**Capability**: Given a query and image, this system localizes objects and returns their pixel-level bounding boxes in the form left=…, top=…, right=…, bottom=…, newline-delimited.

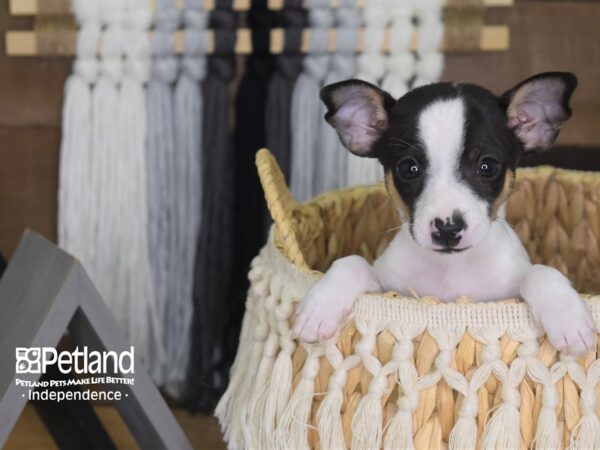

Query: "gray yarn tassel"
left=315, top=1, right=360, bottom=194
left=165, top=0, right=207, bottom=399
left=289, top=2, right=333, bottom=202
left=146, top=0, right=179, bottom=384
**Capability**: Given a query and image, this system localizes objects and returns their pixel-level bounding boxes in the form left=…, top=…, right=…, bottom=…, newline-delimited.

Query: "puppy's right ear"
left=320, top=80, right=394, bottom=157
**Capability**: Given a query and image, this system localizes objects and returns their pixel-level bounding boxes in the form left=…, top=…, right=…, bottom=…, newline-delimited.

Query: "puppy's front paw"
left=293, top=283, right=355, bottom=343
left=540, top=302, right=597, bottom=356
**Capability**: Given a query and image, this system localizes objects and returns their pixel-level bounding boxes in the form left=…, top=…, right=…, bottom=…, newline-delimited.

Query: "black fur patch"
left=375, top=83, right=522, bottom=219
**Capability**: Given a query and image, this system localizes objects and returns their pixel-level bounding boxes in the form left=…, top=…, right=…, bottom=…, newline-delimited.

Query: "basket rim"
left=265, top=229, right=600, bottom=330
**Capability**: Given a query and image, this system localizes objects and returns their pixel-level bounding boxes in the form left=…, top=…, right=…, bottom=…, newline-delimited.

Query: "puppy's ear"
left=320, top=80, right=394, bottom=157
left=500, top=72, right=577, bottom=152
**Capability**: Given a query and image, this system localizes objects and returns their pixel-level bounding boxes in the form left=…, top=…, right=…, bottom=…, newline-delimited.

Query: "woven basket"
left=216, top=149, right=600, bottom=450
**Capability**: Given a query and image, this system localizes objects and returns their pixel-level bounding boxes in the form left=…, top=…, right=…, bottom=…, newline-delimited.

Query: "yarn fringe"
left=316, top=389, right=346, bottom=450
left=214, top=305, right=255, bottom=448
left=449, top=415, right=478, bottom=450
left=261, top=347, right=293, bottom=447
left=383, top=409, right=415, bottom=450
left=275, top=352, right=320, bottom=450
left=569, top=415, right=600, bottom=449
left=351, top=392, right=384, bottom=450
left=480, top=403, right=521, bottom=450
left=245, top=332, right=279, bottom=447
left=532, top=407, right=561, bottom=450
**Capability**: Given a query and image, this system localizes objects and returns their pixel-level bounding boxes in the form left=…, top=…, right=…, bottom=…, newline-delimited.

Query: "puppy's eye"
left=396, top=158, right=420, bottom=181
left=477, top=157, right=501, bottom=178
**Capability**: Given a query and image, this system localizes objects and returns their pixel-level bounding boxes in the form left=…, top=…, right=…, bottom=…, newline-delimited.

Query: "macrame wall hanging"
left=36, top=0, right=509, bottom=415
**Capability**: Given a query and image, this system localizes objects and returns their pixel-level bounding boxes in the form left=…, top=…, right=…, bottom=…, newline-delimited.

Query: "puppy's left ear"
left=500, top=72, right=577, bottom=152
left=320, top=80, right=394, bottom=157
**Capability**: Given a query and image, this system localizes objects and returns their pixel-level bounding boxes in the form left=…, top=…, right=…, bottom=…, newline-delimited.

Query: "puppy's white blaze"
left=413, top=97, right=489, bottom=248
left=417, top=97, right=465, bottom=175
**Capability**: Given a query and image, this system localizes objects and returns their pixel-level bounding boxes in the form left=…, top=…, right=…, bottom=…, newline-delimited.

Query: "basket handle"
left=256, top=148, right=310, bottom=271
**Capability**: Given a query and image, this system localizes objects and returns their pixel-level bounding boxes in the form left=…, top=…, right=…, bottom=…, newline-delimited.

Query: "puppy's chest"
left=374, top=235, right=525, bottom=302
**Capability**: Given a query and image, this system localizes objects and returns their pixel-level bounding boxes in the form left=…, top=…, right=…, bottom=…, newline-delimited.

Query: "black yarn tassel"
left=265, top=0, right=307, bottom=181
left=187, top=1, right=237, bottom=413
left=228, top=0, right=277, bottom=381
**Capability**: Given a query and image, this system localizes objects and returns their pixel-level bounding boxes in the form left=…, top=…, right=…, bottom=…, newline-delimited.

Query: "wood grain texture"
left=443, top=2, right=600, bottom=146
left=4, top=405, right=227, bottom=450
left=0, top=127, right=58, bottom=257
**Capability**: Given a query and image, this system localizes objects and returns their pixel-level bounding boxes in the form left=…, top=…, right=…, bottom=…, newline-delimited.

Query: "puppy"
left=293, top=72, right=597, bottom=356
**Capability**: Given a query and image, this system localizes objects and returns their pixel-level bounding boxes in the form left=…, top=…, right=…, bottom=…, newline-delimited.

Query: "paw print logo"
left=15, top=348, right=41, bottom=374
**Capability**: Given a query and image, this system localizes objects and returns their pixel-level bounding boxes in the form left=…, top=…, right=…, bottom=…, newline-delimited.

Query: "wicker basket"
left=216, top=149, right=600, bottom=450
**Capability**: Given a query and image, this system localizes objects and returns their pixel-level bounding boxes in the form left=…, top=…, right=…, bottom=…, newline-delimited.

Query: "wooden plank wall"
left=0, top=1, right=599, bottom=257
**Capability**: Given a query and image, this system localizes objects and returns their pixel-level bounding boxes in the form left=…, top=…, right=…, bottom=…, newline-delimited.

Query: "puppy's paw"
left=293, top=283, right=355, bottom=343
left=540, top=302, right=597, bottom=356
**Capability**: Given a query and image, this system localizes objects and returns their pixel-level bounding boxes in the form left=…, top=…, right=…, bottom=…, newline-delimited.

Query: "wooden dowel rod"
left=10, top=0, right=513, bottom=15
left=5, top=26, right=509, bottom=57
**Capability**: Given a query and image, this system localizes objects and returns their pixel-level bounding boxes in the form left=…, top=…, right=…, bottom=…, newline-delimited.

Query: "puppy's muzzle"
left=431, top=212, right=466, bottom=249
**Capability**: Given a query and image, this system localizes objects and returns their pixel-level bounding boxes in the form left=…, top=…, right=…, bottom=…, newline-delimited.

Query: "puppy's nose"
left=431, top=213, right=466, bottom=248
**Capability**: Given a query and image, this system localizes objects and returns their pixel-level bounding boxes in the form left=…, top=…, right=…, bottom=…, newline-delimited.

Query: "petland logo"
left=16, top=346, right=135, bottom=375
left=15, top=347, right=135, bottom=402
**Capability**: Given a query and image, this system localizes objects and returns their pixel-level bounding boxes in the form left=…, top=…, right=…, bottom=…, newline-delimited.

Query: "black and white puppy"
left=293, top=72, right=597, bottom=356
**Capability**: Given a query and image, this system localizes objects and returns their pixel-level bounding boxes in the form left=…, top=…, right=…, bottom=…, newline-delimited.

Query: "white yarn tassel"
left=223, top=265, right=272, bottom=449
left=350, top=322, right=394, bottom=450
left=58, top=1, right=100, bottom=262
left=250, top=278, right=285, bottom=449
left=317, top=387, right=345, bottom=449
left=245, top=327, right=280, bottom=446
left=534, top=407, right=561, bottom=449
left=381, top=0, right=414, bottom=99
left=481, top=361, right=526, bottom=450
left=351, top=375, right=389, bottom=450
left=528, top=359, right=563, bottom=450
left=121, top=0, right=157, bottom=373
left=413, top=0, right=444, bottom=87
left=261, top=293, right=297, bottom=447
left=449, top=393, right=479, bottom=450
left=384, top=405, right=416, bottom=450
left=384, top=330, right=423, bottom=450
left=317, top=348, right=362, bottom=450
left=92, top=0, right=126, bottom=321
left=276, top=348, right=323, bottom=450
left=569, top=388, right=600, bottom=449
left=260, top=339, right=294, bottom=444
left=480, top=398, right=521, bottom=449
